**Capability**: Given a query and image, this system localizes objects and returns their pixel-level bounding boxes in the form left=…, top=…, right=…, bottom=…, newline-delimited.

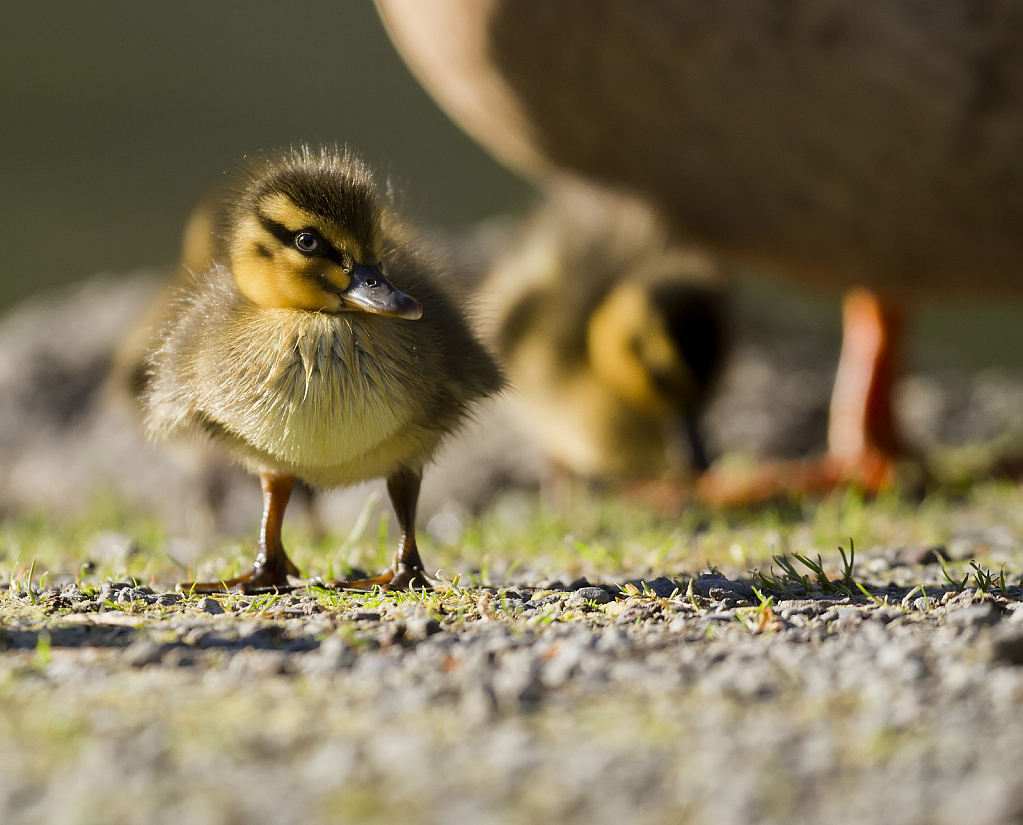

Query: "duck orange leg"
left=181, top=472, right=301, bottom=593
left=698, top=288, right=908, bottom=506
left=328, top=467, right=431, bottom=591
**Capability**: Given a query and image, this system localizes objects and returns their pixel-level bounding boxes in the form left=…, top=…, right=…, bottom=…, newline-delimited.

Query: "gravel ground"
left=3, top=275, right=1023, bottom=824
left=2, top=565, right=1023, bottom=825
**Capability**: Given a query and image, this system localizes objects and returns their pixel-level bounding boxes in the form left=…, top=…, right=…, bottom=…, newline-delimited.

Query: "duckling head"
left=586, top=253, right=727, bottom=417
left=226, top=147, right=423, bottom=320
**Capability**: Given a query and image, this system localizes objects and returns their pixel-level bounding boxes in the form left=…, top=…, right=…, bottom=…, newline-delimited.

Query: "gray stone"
left=117, top=588, right=154, bottom=605
left=637, top=577, right=679, bottom=598
left=197, top=597, right=225, bottom=615
left=244, top=650, right=289, bottom=677
left=571, top=587, right=612, bottom=605
left=778, top=599, right=839, bottom=619
left=59, top=584, right=89, bottom=603
left=407, top=616, right=443, bottom=639
left=595, top=627, right=629, bottom=653
left=947, top=603, right=1001, bottom=627
left=989, top=630, right=1023, bottom=666
left=124, top=640, right=166, bottom=667
left=160, top=647, right=195, bottom=668
left=493, top=650, right=544, bottom=706
left=318, top=637, right=357, bottom=670
left=692, top=574, right=756, bottom=600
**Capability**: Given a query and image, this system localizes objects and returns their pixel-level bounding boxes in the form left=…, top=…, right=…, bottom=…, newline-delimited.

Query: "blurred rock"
left=198, top=597, right=225, bottom=615
left=693, top=573, right=756, bottom=601
left=124, top=639, right=167, bottom=668
left=894, top=546, right=950, bottom=567
left=988, top=629, right=1023, bottom=666
left=947, top=602, right=1002, bottom=627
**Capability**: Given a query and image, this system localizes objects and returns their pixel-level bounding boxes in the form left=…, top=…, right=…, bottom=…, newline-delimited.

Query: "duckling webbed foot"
left=179, top=472, right=301, bottom=594
left=327, top=468, right=432, bottom=592
left=328, top=562, right=431, bottom=592
left=182, top=554, right=301, bottom=594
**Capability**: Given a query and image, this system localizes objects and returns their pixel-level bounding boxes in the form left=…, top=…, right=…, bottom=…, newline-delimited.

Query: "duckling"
left=480, top=188, right=728, bottom=479
left=110, top=192, right=226, bottom=405
left=144, top=146, right=504, bottom=592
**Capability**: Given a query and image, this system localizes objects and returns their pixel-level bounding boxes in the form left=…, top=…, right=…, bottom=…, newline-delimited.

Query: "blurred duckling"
left=110, top=190, right=226, bottom=404
left=479, top=188, right=728, bottom=480
left=144, top=146, right=504, bottom=592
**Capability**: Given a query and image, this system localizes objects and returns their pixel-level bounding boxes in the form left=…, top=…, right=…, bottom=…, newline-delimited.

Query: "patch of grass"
left=737, top=587, right=776, bottom=633
left=941, top=561, right=969, bottom=593
left=755, top=538, right=880, bottom=601
left=1, top=479, right=1021, bottom=608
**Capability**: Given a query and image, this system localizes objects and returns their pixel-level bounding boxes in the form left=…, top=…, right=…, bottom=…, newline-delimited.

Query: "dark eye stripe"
left=256, top=212, right=296, bottom=247
left=255, top=212, right=345, bottom=265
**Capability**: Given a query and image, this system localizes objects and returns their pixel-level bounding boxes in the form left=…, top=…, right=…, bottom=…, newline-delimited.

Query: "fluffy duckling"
left=111, top=193, right=225, bottom=404
left=144, top=146, right=504, bottom=592
left=480, top=189, right=728, bottom=479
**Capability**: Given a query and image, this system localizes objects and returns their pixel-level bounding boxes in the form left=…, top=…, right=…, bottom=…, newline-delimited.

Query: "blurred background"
left=0, top=1, right=531, bottom=306
left=2, top=0, right=1022, bottom=370
left=2, top=0, right=1023, bottom=545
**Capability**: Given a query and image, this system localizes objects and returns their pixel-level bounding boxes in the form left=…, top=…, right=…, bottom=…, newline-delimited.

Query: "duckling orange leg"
left=182, top=472, right=301, bottom=593
left=698, top=288, right=909, bottom=506
left=328, top=468, right=431, bottom=591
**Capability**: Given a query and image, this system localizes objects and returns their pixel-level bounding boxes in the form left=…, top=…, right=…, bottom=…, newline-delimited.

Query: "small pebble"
left=315, top=637, right=357, bottom=670
left=947, top=603, right=1000, bottom=627
left=989, top=630, right=1023, bottom=666
left=124, top=640, right=165, bottom=668
left=692, top=574, right=755, bottom=600
left=407, top=616, right=442, bottom=638
left=571, top=587, right=612, bottom=605
left=198, top=597, right=225, bottom=615
left=638, top=577, right=678, bottom=598
left=895, top=546, right=949, bottom=566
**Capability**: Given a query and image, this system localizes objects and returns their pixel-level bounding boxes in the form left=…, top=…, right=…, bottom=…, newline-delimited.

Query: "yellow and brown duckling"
left=144, top=146, right=504, bottom=592
left=479, top=188, right=728, bottom=480
left=111, top=191, right=226, bottom=405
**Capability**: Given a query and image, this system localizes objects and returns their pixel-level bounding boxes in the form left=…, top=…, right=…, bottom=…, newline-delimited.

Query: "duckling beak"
left=340, top=264, right=423, bottom=320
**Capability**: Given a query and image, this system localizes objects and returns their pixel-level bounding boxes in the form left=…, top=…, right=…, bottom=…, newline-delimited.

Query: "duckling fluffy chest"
left=194, top=308, right=428, bottom=472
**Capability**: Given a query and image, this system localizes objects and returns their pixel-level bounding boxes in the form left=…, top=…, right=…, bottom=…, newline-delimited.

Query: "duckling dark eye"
left=294, top=231, right=322, bottom=254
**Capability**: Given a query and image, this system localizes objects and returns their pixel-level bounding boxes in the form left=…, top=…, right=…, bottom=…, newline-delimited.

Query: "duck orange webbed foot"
left=697, top=288, right=923, bottom=507
left=696, top=450, right=913, bottom=508
left=621, top=476, right=696, bottom=515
